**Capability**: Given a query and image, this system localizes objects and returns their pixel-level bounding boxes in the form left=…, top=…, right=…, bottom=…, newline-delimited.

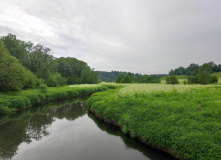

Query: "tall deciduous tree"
left=1, top=34, right=28, bottom=66
left=198, top=63, right=212, bottom=84
left=121, top=73, right=133, bottom=83
left=115, top=74, right=124, bottom=83
left=0, top=41, right=28, bottom=91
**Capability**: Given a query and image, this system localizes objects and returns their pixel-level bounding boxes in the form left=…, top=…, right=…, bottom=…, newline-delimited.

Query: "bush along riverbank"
left=87, top=84, right=221, bottom=160
left=0, top=84, right=118, bottom=114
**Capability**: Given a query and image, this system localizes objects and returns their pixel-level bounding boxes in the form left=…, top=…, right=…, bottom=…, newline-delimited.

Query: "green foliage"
left=1, top=34, right=29, bottom=66
left=0, top=85, right=115, bottom=114
left=169, top=66, right=186, bottom=75
left=81, top=66, right=98, bottom=84
left=169, top=61, right=221, bottom=77
left=53, top=57, right=98, bottom=84
left=23, top=70, right=40, bottom=89
left=115, top=74, right=124, bottom=83
left=166, top=76, right=179, bottom=84
left=183, top=80, right=187, bottom=85
left=211, top=76, right=218, bottom=83
left=99, top=71, right=164, bottom=83
left=1, top=34, right=99, bottom=86
left=88, top=85, right=221, bottom=160
left=0, top=41, right=29, bottom=91
left=138, top=75, right=161, bottom=83
left=198, top=63, right=212, bottom=84
left=187, top=76, right=198, bottom=84
left=39, top=84, right=48, bottom=93
left=45, top=73, right=67, bottom=87
left=121, top=74, right=133, bottom=83
left=115, top=72, right=135, bottom=84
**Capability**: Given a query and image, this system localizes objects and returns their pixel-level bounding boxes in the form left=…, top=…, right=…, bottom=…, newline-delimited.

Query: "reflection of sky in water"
left=0, top=99, right=177, bottom=160
left=12, top=115, right=148, bottom=160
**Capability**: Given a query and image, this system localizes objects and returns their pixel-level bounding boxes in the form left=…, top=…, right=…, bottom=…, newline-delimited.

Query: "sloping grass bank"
left=0, top=84, right=117, bottom=114
left=88, top=84, right=221, bottom=160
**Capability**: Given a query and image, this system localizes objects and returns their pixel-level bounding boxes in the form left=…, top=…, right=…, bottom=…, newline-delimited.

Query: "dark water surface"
left=0, top=98, right=177, bottom=160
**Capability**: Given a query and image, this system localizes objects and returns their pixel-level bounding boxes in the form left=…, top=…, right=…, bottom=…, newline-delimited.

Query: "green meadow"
left=88, top=83, right=221, bottom=160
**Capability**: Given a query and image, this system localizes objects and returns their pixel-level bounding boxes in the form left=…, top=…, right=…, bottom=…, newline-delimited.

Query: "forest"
left=169, top=62, right=221, bottom=76
left=0, top=34, right=98, bottom=91
left=168, top=63, right=220, bottom=84
left=98, top=71, right=167, bottom=83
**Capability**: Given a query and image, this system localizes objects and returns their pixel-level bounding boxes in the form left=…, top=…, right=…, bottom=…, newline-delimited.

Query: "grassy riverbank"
left=0, top=84, right=116, bottom=114
left=88, top=84, right=221, bottom=160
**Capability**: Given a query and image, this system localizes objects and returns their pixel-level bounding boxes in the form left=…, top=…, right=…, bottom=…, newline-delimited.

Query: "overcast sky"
left=1, top=0, right=221, bottom=74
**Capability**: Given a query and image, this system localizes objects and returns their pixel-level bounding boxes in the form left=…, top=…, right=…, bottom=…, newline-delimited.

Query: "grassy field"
left=88, top=83, right=221, bottom=160
left=0, top=84, right=115, bottom=114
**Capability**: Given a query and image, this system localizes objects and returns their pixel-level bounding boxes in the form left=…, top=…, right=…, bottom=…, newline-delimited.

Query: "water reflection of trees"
left=0, top=100, right=87, bottom=160
left=88, top=112, right=178, bottom=160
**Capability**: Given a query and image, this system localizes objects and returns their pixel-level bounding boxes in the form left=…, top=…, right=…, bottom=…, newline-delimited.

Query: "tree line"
left=169, top=61, right=221, bottom=76
left=167, top=63, right=219, bottom=85
left=0, top=33, right=98, bottom=91
left=98, top=71, right=167, bottom=83
left=115, top=72, right=163, bottom=83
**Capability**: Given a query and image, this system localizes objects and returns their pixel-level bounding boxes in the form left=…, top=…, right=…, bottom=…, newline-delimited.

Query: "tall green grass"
left=88, top=85, right=221, bottom=160
left=0, top=85, right=117, bottom=114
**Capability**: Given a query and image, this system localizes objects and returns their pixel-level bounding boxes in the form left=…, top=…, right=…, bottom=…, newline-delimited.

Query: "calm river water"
left=0, top=98, right=177, bottom=160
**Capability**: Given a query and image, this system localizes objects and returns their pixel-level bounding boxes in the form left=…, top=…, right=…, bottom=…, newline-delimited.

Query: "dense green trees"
left=53, top=57, right=98, bottom=84
left=0, top=33, right=98, bottom=91
left=81, top=66, right=98, bottom=84
left=166, top=76, right=179, bottom=84
left=115, top=73, right=133, bottom=83
left=98, top=71, right=128, bottom=82
left=137, top=75, right=161, bottom=83
left=100, top=71, right=165, bottom=83
left=115, top=72, right=162, bottom=84
left=1, top=34, right=29, bottom=67
left=121, top=73, right=133, bottom=83
left=0, top=41, right=38, bottom=91
left=187, top=76, right=198, bottom=84
left=198, top=63, right=212, bottom=84
left=115, top=74, right=125, bottom=83
left=45, top=73, right=67, bottom=87
left=187, top=63, right=218, bottom=85
left=169, top=62, right=221, bottom=76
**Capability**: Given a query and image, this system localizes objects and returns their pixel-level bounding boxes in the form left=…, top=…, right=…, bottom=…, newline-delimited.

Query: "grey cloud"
left=0, top=0, right=221, bottom=74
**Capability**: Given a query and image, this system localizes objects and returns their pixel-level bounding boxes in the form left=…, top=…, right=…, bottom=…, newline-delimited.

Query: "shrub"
left=166, top=76, right=179, bottom=84
left=187, top=76, right=198, bottom=84
left=39, top=84, right=48, bottom=93
left=45, top=73, right=67, bottom=87
left=211, top=76, right=218, bottom=83
left=23, top=70, right=40, bottom=89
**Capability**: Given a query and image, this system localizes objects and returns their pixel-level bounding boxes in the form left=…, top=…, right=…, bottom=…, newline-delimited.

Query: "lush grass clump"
left=88, top=84, right=221, bottom=160
left=212, top=72, right=221, bottom=84
left=0, top=84, right=117, bottom=114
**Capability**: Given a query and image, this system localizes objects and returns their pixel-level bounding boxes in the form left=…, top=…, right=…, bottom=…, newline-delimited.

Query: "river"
left=0, top=98, right=177, bottom=160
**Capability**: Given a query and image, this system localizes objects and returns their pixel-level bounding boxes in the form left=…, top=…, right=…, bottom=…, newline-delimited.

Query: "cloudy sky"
left=1, top=0, right=221, bottom=74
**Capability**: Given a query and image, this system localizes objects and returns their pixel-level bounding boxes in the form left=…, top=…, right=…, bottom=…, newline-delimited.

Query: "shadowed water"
left=0, top=98, right=177, bottom=160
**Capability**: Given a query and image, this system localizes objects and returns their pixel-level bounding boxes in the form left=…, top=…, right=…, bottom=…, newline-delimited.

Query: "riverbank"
left=88, top=84, right=221, bottom=160
left=0, top=84, right=117, bottom=114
